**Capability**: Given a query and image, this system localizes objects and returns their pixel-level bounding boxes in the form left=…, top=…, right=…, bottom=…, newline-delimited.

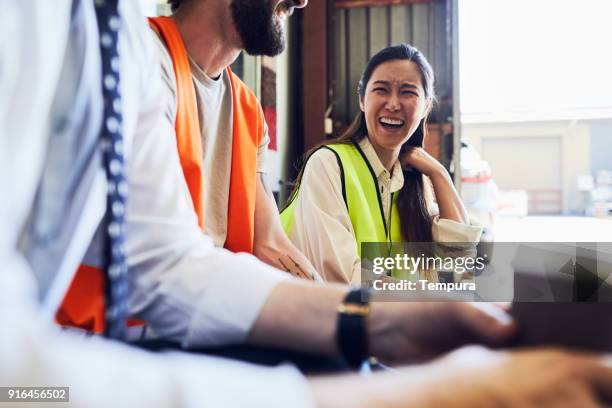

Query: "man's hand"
left=250, top=282, right=515, bottom=362
left=310, top=347, right=612, bottom=408
left=368, top=302, right=516, bottom=364
left=418, top=347, right=612, bottom=407
left=253, top=175, right=319, bottom=280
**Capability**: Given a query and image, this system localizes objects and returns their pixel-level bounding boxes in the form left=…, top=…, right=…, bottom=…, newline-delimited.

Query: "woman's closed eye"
left=400, top=85, right=420, bottom=96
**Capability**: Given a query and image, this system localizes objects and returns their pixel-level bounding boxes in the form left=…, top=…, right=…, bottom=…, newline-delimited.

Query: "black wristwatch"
left=336, top=288, right=371, bottom=369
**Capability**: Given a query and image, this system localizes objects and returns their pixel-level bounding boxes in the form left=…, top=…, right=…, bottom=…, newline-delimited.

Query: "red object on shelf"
left=263, top=106, right=277, bottom=151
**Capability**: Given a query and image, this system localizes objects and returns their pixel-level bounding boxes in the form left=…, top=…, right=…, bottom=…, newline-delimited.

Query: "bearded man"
left=56, top=0, right=321, bottom=332
left=153, top=0, right=319, bottom=279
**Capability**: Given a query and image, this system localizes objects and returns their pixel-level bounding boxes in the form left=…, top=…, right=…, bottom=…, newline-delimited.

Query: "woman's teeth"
left=379, top=117, right=404, bottom=127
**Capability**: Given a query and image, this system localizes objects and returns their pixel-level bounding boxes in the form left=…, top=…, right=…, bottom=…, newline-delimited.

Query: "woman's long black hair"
left=285, top=44, right=436, bottom=242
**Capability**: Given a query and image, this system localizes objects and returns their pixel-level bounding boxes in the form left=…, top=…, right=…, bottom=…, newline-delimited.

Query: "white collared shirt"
left=0, top=1, right=313, bottom=406
left=288, top=137, right=482, bottom=284
left=357, top=136, right=406, bottom=225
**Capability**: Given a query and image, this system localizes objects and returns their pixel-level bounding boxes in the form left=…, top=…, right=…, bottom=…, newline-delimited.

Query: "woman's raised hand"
left=400, top=147, right=445, bottom=177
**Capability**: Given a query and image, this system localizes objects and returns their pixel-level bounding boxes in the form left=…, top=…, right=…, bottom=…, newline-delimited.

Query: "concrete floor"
left=495, top=215, right=612, bottom=242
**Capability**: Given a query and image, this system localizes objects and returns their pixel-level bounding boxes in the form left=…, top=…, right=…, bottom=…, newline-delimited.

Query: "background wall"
left=591, top=120, right=612, bottom=175
left=463, top=120, right=594, bottom=214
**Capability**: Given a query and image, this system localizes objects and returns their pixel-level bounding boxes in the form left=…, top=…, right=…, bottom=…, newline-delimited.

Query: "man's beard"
left=230, top=0, right=294, bottom=57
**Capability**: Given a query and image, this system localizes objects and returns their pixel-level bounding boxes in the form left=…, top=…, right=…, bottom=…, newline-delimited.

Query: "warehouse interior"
left=4, top=1, right=612, bottom=405
left=152, top=0, right=612, bottom=237
left=156, top=0, right=612, bottom=241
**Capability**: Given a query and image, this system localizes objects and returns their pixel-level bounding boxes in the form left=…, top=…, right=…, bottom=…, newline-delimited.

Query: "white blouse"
left=287, top=137, right=483, bottom=284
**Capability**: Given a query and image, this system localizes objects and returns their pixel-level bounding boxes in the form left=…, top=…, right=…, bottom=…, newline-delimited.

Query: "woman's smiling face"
left=360, top=59, right=431, bottom=156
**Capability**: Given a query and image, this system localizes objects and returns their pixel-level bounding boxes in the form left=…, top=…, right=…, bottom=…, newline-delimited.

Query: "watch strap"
left=336, top=288, right=370, bottom=368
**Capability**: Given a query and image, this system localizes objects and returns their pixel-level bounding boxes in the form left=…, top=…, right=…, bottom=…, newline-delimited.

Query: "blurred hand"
left=311, top=347, right=612, bottom=408
left=400, top=146, right=445, bottom=177
left=421, top=347, right=612, bottom=407
left=368, top=302, right=516, bottom=364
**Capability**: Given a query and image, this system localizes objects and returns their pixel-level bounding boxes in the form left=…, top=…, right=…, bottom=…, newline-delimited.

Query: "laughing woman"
left=280, top=44, right=482, bottom=284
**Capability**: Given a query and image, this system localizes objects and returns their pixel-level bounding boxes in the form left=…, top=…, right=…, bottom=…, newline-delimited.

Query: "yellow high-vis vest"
left=281, top=141, right=403, bottom=256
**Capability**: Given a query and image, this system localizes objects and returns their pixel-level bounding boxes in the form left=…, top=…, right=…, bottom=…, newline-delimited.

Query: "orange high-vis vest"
left=149, top=15, right=263, bottom=253
left=56, top=16, right=263, bottom=333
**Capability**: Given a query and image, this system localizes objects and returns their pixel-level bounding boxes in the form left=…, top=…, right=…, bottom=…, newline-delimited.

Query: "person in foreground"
left=2, top=1, right=612, bottom=407
left=281, top=44, right=480, bottom=284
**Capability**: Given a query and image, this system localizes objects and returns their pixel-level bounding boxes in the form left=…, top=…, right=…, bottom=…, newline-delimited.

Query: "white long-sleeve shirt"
left=0, top=1, right=313, bottom=406
left=16, top=0, right=289, bottom=348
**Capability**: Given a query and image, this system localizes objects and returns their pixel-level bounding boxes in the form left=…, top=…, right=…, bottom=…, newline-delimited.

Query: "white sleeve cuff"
left=184, top=251, right=290, bottom=348
left=432, top=216, right=483, bottom=243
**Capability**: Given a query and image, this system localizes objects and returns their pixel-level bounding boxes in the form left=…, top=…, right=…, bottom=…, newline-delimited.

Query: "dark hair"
left=168, top=0, right=183, bottom=12
left=286, top=44, right=436, bottom=242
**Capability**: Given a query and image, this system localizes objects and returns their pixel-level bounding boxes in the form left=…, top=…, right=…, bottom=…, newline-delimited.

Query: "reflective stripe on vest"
left=56, top=16, right=262, bottom=333
left=281, top=141, right=403, bottom=257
